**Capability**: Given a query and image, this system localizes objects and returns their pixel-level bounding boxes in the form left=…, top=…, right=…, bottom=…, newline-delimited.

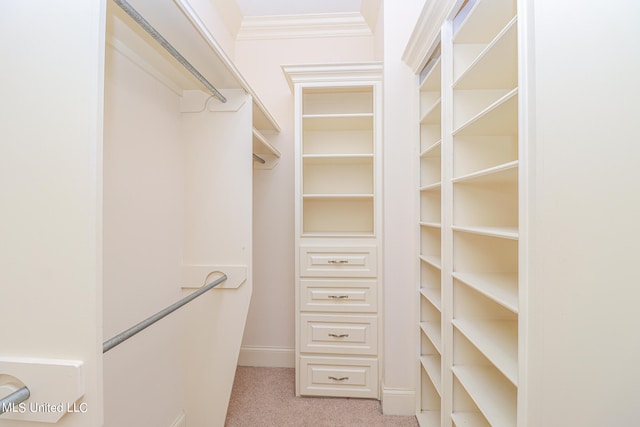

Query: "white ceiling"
left=234, top=0, right=363, bottom=17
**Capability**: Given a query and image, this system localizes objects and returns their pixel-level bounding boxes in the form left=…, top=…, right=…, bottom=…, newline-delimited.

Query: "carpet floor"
left=225, top=366, right=419, bottom=427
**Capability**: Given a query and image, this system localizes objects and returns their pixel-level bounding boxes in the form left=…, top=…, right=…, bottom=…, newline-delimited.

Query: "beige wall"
left=102, top=44, right=186, bottom=427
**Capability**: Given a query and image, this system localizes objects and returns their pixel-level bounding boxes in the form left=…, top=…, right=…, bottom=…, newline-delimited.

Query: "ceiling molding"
left=282, top=62, right=383, bottom=92
left=237, top=12, right=372, bottom=40
left=402, top=0, right=459, bottom=73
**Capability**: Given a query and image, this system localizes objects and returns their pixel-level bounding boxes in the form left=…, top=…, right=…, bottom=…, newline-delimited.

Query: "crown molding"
left=402, top=0, right=459, bottom=73
left=237, top=12, right=372, bottom=40
left=282, top=62, right=383, bottom=92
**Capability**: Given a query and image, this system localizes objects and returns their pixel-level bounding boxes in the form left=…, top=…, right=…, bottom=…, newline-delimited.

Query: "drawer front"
left=300, top=314, right=377, bottom=355
left=300, top=279, right=377, bottom=313
left=300, top=246, right=377, bottom=277
left=299, top=356, right=378, bottom=398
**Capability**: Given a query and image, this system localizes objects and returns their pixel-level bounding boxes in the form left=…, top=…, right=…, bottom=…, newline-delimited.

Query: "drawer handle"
left=328, top=295, right=349, bottom=299
left=328, top=333, right=349, bottom=338
left=328, top=376, right=349, bottom=381
left=328, top=260, right=349, bottom=264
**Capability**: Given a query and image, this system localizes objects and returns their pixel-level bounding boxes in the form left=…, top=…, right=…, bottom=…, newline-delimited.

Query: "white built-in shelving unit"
left=412, top=0, right=520, bottom=425
left=284, top=63, right=383, bottom=399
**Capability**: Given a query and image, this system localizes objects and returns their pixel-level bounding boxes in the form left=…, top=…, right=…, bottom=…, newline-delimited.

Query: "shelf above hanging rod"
left=112, top=0, right=227, bottom=103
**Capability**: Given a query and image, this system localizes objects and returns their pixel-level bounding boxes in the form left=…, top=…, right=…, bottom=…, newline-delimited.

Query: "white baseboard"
left=237, top=345, right=295, bottom=368
left=382, top=387, right=416, bottom=416
left=170, top=411, right=186, bottom=427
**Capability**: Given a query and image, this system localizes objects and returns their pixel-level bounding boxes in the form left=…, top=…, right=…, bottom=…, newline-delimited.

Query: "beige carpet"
left=225, top=366, right=419, bottom=427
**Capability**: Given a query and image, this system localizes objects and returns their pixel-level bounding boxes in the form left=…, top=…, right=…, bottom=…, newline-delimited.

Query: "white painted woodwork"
left=407, top=0, right=640, bottom=425
left=286, top=63, right=383, bottom=399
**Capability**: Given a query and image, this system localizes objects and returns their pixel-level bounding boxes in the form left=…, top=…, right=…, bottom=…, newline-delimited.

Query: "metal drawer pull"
left=328, top=376, right=349, bottom=381
left=328, top=260, right=349, bottom=264
left=328, top=295, right=349, bottom=299
left=328, top=333, right=349, bottom=338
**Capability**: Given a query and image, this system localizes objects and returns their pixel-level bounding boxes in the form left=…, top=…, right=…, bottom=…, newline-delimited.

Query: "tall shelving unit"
left=284, top=63, right=383, bottom=400
left=413, top=0, right=519, bottom=425
left=417, top=48, right=444, bottom=426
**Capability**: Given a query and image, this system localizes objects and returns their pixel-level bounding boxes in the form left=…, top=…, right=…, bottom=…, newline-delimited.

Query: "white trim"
left=282, top=62, right=383, bottom=92
left=169, top=411, right=186, bottom=427
left=402, top=0, right=459, bottom=73
left=382, top=387, right=416, bottom=416
left=238, top=346, right=295, bottom=368
left=237, top=13, right=372, bottom=40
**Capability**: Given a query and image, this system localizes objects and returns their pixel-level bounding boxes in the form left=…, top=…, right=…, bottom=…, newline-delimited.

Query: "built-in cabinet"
left=412, top=0, right=520, bottom=425
left=284, top=63, right=383, bottom=399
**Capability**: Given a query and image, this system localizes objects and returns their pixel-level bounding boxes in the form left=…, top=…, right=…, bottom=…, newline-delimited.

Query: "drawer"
left=299, top=356, right=378, bottom=398
left=299, top=246, right=377, bottom=277
left=300, top=279, right=377, bottom=313
left=300, top=314, right=377, bottom=355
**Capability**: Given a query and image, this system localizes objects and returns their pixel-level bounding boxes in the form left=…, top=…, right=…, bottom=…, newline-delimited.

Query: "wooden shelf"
left=417, top=410, right=441, bottom=427
left=420, top=255, right=442, bottom=270
left=453, top=272, right=518, bottom=313
left=420, top=140, right=442, bottom=158
left=302, top=154, right=373, bottom=164
left=420, top=221, right=442, bottom=229
left=421, top=287, right=442, bottom=311
left=303, top=194, right=374, bottom=199
left=454, top=17, right=518, bottom=90
left=453, top=88, right=518, bottom=136
left=452, top=225, right=518, bottom=240
left=419, top=57, right=442, bottom=92
left=303, top=113, right=373, bottom=130
left=452, top=365, right=517, bottom=427
left=454, top=0, right=516, bottom=44
left=420, top=182, right=442, bottom=192
left=421, top=99, right=442, bottom=124
left=420, top=355, right=442, bottom=396
left=452, top=411, right=490, bottom=427
left=453, top=319, right=518, bottom=385
left=453, top=160, right=518, bottom=184
left=420, top=321, right=442, bottom=354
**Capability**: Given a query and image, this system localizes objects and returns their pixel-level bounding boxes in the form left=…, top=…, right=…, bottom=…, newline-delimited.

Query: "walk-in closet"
left=2, top=0, right=639, bottom=426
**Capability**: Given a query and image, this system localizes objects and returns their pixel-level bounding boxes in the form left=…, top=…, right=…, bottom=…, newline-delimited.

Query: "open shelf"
left=303, top=129, right=373, bottom=155
left=452, top=272, right=518, bottom=313
left=420, top=321, right=442, bottom=354
left=453, top=365, right=516, bottom=427
left=420, top=255, right=442, bottom=270
left=453, top=320, right=517, bottom=385
left=453, top=88, right=518, bottom=136
left=452, top=412, right=491, bottom=427
left=417, top=410, right=441, bottom=427
left=421, top=260, right=442, bottom=296
left=303, top=87, right=373, bottom=115
left=421, top=354, right=442, bottom=396
left=421, top=99, right=442, bottom=124
left=302, top=197, right=373, bottom=235
left=303, top=113, right=373, bottom=131
left=420, top=56, right=442, bottom=92
left=453, top=135, right=517, bottom=178
left=421, top=125, right=442, bottom=151
left=421, top=287, right=442, bottom=312
left=420, top=190, right=442, bottom=224
left=454, top=17, right=517, bottom=89
left=454, top=0, right=517, bottom=44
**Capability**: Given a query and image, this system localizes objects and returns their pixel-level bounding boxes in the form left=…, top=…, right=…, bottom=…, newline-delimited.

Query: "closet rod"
left=0, top=386, right=30, bottom=415
left=112, top=0, right=227, bottom=103
left=102, top=273, right=227, bottom=353
left=253, top=153, right=266, bottom=164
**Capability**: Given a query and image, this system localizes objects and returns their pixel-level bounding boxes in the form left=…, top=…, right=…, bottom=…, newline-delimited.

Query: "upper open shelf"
left=107, top=0, right=281, bottom=136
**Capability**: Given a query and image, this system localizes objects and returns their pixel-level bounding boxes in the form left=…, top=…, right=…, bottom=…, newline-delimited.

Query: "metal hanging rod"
left=252, top=153, right=266, bottom=164
left=0, top=386, right=30, bottom=415
left=103, top=273, right=227, bottom=353
left=112, top=0, right=227, bottom=103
